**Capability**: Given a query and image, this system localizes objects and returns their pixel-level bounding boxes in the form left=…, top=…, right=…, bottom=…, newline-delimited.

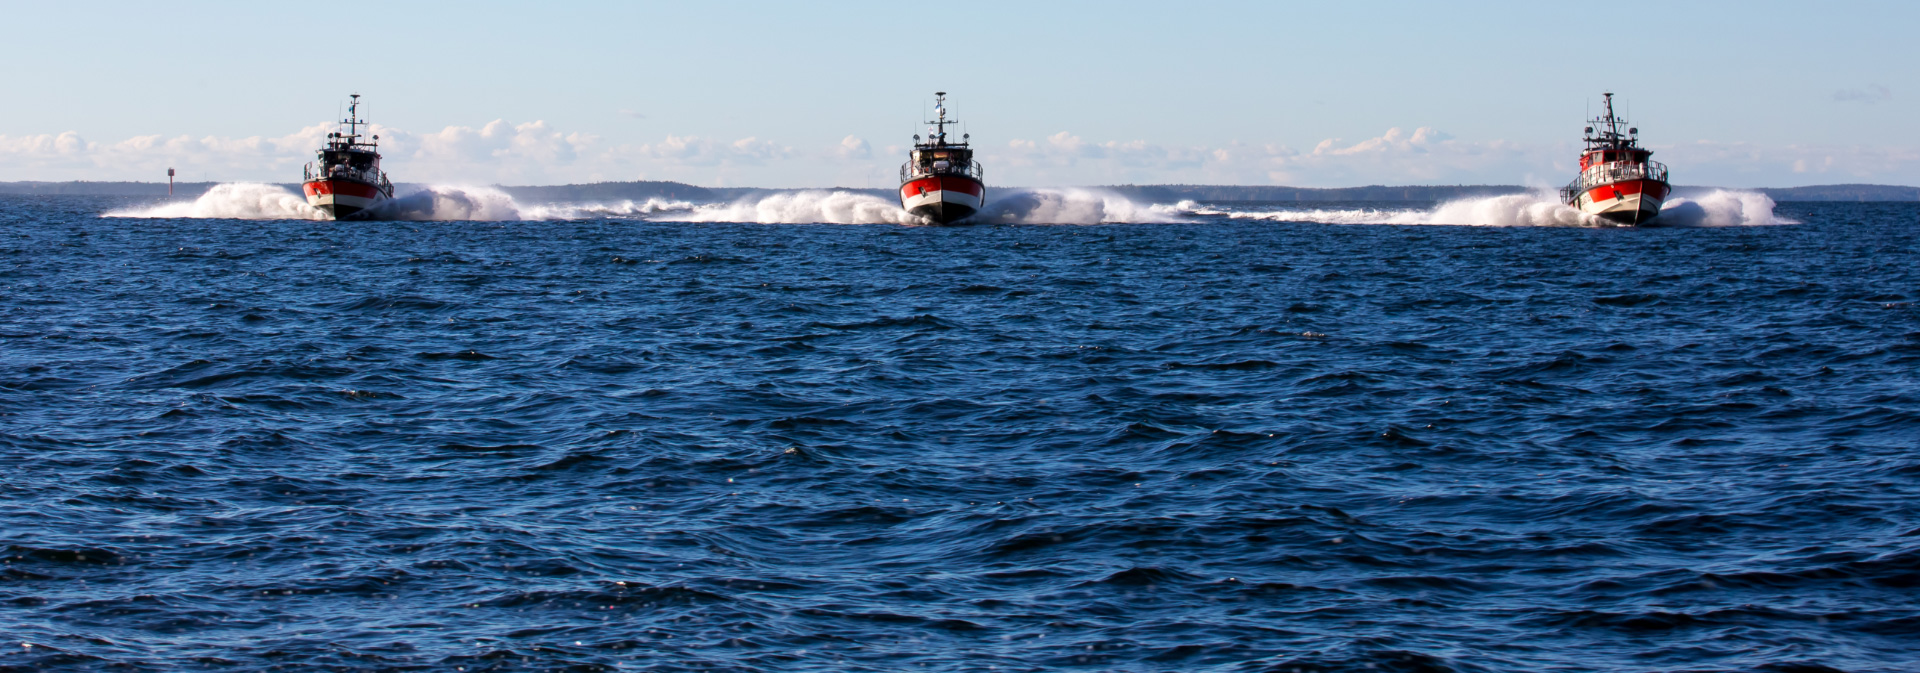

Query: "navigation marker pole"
left=167, top=168, right=175, bottom=196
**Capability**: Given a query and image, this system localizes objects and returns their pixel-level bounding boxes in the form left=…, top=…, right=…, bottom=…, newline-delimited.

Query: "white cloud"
left=4, top=121, right=1919, bottom=188
left=0, top=121, right=803, bottom=184
left=0, top=125, right=323, bottom=181
left=996, top=127, right=1550, bottom=186
left=1833, top=85, right=1892, bottom=104
left=388, top=120, right=595, bottom=181
left=1657, top=140, right=1920, bottom=184
left=618, top=134, right=793, bottom=168
left=837, top=135, right=871, bottom=160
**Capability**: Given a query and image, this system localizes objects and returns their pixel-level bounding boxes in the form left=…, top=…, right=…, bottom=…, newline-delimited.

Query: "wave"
left=103, top=182, right=1784, bottom=228
left=100, top=183, right=689, bottom=222
left=365, top=186, right=523, bottom=221
left=377, top=188, right=702, bottom=221
left=641, top=188, right=1182, bottom=225
left=105, top=183, right=328, bottom=220
left=520, top=198, right=696, bottom=220
left=1197, top=189, right=1791, bottom=227
left=978, top=188, right=1184, bottom=225
left=659, top=190, right=922, bottom=225
left=1659, top=190, right=1795, bottom=226
left=103, top=183, right=529, bottom=221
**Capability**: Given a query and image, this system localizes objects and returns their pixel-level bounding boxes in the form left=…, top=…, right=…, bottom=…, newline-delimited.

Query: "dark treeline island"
left=5, top=180, right=1918, bottom=202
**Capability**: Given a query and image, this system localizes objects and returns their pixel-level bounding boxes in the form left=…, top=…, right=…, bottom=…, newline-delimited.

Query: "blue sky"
left=3, top=0, right=1914, bottom=187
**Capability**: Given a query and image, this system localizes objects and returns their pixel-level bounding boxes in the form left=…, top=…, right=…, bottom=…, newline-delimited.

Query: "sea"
left=2, top=187, right=1916, bottom=672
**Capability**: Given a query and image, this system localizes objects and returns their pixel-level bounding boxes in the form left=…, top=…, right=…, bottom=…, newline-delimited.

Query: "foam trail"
left=978, top=188, right=1185, bottom=224
left=105, top=183, right=327, bottom=220
left=375, top=189, right=700, bottom=221
left=641, top=188, right=1186, bottom=225
left=1208, top=189, right=1791, bottom=227
left=520, top=198, right=696, bottom=220
left=103, top=183, right=1188, bottom=225
left=1659, top=190, right=1794, bottom=226
left=366, top=186, right=524, bottom=221
left=661, top=191, right=925, bottom=225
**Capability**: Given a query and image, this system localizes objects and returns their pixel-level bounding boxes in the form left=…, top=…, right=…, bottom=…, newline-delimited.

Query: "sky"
left=2, top=0, right=1915, bottom=188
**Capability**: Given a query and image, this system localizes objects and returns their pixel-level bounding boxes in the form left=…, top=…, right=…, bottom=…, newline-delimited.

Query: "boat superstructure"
left=303, top=94, right=395, bottom=220
left=899, top=92, right=985, bottom=224
left=1561, top=92, right=1670, bottom=225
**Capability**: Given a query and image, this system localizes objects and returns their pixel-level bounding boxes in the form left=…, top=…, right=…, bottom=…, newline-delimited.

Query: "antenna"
left=924, top=91, right=957, bottom=146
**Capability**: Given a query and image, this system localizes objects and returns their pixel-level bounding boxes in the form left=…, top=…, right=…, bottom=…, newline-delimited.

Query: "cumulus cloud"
left=399, top=120, right=593, bottom=169
left=0, top=125, right=324, bottom=180
left=1312, top=126, right=1449, bottom=156
left=837, top=135, right=871, bottom=159
left=0, top=120, right=806, bottom=184
left=998, top=126, right=1548, bottom=186
left=5, top=120, right=1920, bottom=187
left=1833, top=85, right=1892, bottom=104
left=1275, top=127, right=1542, bottom=184
left=990, top=127, right=1920, bottom=187
left=1657, top=139, right=1920, bottom=183
left=620, top=134, right=793, bottom=167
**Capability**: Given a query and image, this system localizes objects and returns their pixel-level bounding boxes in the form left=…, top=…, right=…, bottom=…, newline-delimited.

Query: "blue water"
left=3, top=195, right=1918, bottom=671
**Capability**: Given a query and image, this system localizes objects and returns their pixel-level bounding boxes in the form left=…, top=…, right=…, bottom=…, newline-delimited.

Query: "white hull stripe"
left=308, top=193, right=383, bottom=210
left=1577, top=192, right=1661, bottom=216
left=902, top=189, right=983, bottom=211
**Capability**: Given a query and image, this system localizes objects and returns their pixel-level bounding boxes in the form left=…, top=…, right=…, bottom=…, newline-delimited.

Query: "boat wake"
left=659, top=191, right=922, bottom=225
left=978, top=188, right=1184, bottom=224
left=1658, top=190, right=1795, bottom=226
left=105, top=183, right=329, bottom=220
left=104, top=184, right=524, bottom=221
left=362, top=186, right=522, bottom=221
left=1192, top=189, right=1791, bottom=227
left=521, top=198, right=696, bottom=220
left=103, top=184, right=668, bottom=222
left=102, top=183, right=1791, bottom=228
left=634, top=188, right=1181, bottom=225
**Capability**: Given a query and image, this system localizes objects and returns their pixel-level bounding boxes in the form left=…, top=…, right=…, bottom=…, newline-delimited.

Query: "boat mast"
left=1584, top=92, right=1639, bottom=152
left=926, top=92, right=956, bottom=147
left=346, top=94, right=362, bottom=145
left=1601, top=92, right=1618, bottom=144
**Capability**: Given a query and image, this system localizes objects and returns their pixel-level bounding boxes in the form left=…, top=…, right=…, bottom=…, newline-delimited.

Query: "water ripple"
left=1, top=197, right=1917, bottom=670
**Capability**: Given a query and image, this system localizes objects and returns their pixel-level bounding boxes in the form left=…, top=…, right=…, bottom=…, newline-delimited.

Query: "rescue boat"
left=899, top=92, right=985, bottom=224
left=1561, top=92, right=1670, bottom=225
left=303, top=94, right=395, bottom=220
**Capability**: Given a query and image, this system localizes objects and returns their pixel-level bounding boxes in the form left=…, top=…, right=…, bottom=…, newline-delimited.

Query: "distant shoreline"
left=3, top=180, right=1916, bottom=202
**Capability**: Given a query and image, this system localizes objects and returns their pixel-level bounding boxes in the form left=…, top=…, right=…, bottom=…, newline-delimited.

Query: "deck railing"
left=901, top=160, right=985, bottom=184
left=1561, top=160, right=1668, bottom=202
left=304, top=163, right=394, bottom=195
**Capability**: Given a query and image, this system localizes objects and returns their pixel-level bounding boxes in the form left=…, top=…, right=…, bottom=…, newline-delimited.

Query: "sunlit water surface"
left=3, top=196, right=1917, bottom=671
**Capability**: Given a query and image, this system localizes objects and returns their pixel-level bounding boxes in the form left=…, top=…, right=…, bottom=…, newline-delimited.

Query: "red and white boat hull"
left=1573, top=178, right=1669, bottom=225
left=303, top=178, right=390, bottom=220
left=900, top=175, right=986, bottom=224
